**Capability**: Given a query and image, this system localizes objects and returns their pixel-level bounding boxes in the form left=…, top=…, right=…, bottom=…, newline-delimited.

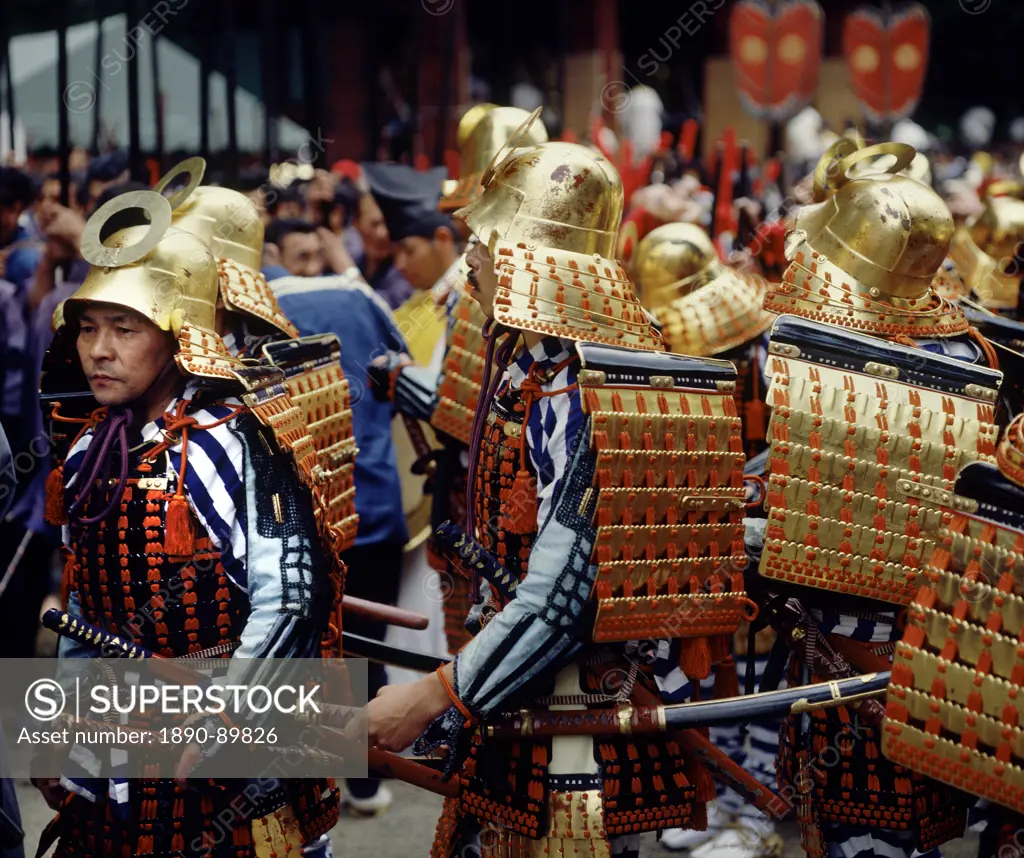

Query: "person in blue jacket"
left=269, top=268, right=408, bottom=815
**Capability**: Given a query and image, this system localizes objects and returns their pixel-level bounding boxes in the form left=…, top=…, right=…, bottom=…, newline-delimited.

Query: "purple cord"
left=67, top=407, right=134, bottom=527
left=464, top=322, right=520, bottom=604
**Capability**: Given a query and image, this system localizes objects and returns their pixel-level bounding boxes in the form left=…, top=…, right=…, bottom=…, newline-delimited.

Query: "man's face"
left=394, top=235, right=448, bottom=291
left=280, top=231, right=325, bottom=277
left=355, top=196, right=390, bottom=260
left=465, top=238, right=498, bottom=319
left=77, top=304, right=177, bottom=406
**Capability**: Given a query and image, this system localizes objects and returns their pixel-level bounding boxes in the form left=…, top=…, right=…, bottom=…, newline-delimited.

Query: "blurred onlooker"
left=233, top=167, right=271, bottom=224
left=265, top=218, right=325, bottom=278
left=269, top=269, right=407, bottom=814
left=264, top=217, right=358, bottom=280
left=361, top=163, right=456, bottom=293
left=346, top=186, right=413, bottom=309
left=267, top=183, right=305, bottom=220
left=26, top=194, right=87, bottom=314
left=0, top=167, right=42, bottom=297
left=305, top=168, right=338, bottom=224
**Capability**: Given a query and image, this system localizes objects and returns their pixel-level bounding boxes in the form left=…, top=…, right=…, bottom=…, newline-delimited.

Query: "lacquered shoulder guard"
left=886, top=418, right=1024, bottom=813
left=259, top=334, right=359, bottom=554
left=431, top=292, right=491, bottom=445
left=761, top=314, right=1003, bottom=607
left=575, top=342, right=754, bottom=655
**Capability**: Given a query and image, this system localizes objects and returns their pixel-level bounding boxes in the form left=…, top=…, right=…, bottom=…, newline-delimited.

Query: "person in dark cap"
left=362, top=163, right=461, bottom=293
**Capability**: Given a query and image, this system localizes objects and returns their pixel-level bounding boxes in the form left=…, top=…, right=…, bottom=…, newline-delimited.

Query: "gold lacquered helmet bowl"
left=154, top=157, right=298, bottom=338
left=454, top=112, right=661, bottom=351
left=948, top=184, right=1024, bottom=313
left=769, top=142, right=968, bottom=338
left=635, top=222, right=774, bottom=357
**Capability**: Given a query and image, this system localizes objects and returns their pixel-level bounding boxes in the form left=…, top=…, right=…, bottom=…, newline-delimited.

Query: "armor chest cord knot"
left=142, top=398, right=245, bottom=558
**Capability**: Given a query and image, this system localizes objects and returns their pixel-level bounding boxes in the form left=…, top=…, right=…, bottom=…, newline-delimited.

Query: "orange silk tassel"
left=713, top=655, right=740, bottom=700
left=680, top=637, right=712, bottom=681
left=501, top=467, right=538, bottom=535
left=45, top=466, right=67, bottom=525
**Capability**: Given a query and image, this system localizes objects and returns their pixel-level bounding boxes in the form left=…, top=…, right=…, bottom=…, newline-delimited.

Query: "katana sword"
left=433, top=521, right=517, bottom=600
left=484, top=672, right=889, bottom=739
left=41, top=609, right=439, bottom=787
left=42, top=608, right=448, bottom=674
left=340, top=631, right=451, bottom=673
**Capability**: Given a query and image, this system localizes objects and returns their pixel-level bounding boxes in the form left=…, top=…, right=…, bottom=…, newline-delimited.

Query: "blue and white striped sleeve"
left=453, top=385, right=596, bottom=716
left=176, top=407, right=248, bottom=592
left=529, top=362, right=584, bottom=529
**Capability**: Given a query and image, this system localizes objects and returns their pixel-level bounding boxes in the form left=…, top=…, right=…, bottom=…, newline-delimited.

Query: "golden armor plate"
left=576, top=347, right=748, bottom=644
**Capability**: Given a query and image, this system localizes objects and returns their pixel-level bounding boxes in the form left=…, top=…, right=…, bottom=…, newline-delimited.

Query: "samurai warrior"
left=362, top=113, right=762, bottom=857
left=369, top=104, right=549, bottom=654
left=757, top=140, right=1005, bottom=858
left=34, top=189, right=341, bottom=857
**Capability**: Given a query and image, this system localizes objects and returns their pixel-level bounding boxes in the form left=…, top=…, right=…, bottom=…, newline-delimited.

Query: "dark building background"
left=1, top=0, right=1021, bottom=184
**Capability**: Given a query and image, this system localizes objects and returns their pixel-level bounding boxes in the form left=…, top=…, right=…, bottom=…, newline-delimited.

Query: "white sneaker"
left=342, top=784, right=393, bottom=816
left=690, top=824, right=782, bottom=858
left=660, top=827, right=720, bottom=852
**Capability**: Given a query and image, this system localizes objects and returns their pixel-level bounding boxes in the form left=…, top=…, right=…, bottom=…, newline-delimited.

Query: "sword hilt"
left=42, top=609, right=151, bottom=659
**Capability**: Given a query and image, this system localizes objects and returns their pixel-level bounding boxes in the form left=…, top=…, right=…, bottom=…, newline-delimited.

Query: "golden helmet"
left=155, top=157, right=298, bottom=340
left=635, top=223, right=774, bottom=357
left=57, top=189, right=243, bottom=381
left=441, top=105, right=549, bottom=212
left=948, top=184, right=1024, bottom=313
left=770, top=142, right=967, bottom=338
left=456, top=102, right=498, bottom=147
left=635, top=222, right=719, bottom=306
left=455, top=111, right=661, bottom=351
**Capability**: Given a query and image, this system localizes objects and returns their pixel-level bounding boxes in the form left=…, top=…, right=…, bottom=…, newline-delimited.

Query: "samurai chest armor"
left=59, top=427, right=342, bottom=857
left=886, top=439, right=1024, bottom=817
left=760, top=315, right=1002, bottom=606
left=67, top=444, right=247, bottom=657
